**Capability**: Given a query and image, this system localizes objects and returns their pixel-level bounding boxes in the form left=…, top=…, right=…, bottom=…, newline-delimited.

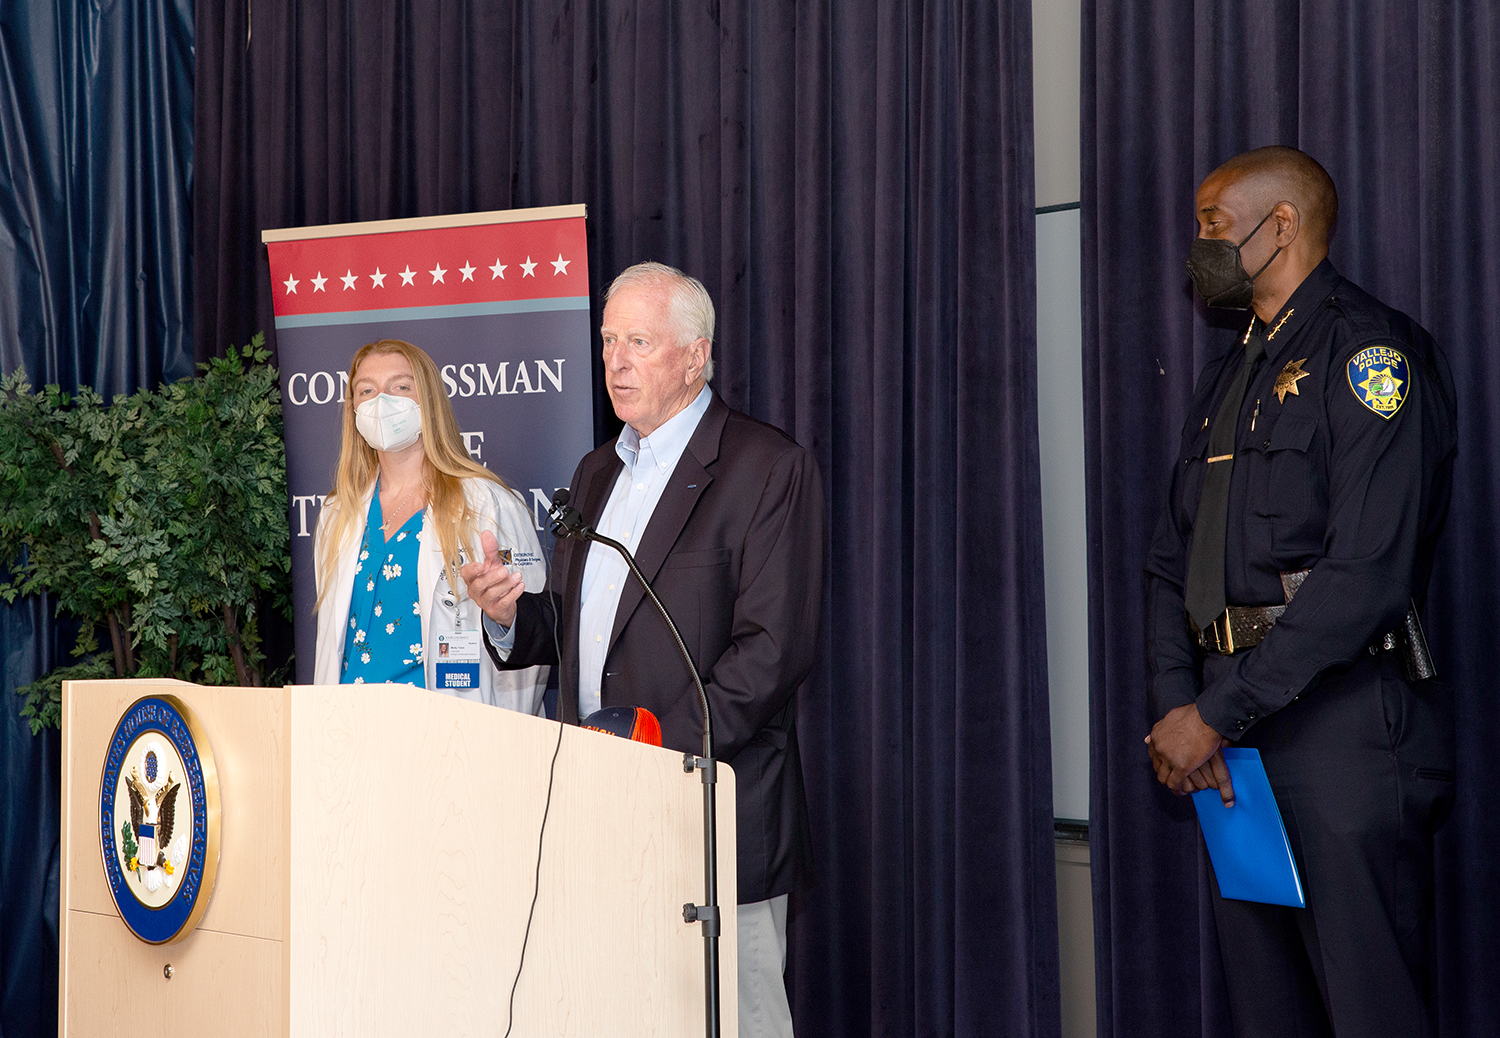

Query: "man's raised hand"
left=460, top=529, right=526, bottom=628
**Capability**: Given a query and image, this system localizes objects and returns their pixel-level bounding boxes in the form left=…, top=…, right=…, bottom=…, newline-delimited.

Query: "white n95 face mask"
left=354, top=393, right=423, bottom=452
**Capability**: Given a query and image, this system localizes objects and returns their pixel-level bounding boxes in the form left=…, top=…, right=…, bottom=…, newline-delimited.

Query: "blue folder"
left=1191, top=747, right=1304, bottom=908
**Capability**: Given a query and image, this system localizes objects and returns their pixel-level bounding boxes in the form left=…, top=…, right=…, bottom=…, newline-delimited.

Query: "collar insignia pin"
left=1268, top=308, right=1295, bottom=340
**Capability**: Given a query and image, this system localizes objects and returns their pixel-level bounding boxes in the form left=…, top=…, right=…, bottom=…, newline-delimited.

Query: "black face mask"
left=1185, top=209, right=1281, bottom=310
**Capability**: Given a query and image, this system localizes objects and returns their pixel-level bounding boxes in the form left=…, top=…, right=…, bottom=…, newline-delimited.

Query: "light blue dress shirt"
left=484, top=385, right=711, bottom=718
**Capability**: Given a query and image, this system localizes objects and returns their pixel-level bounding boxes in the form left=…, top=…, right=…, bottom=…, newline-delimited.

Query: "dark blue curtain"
left=196, top=1, right=1060, bottom=1035
left=1082, top=3, right=1500, bottom=1037
left=0, top=599, right=61, bottom=1038
left=0, top=3, right=194, bottom=1035
left=0, top=0, right=195, bottom=391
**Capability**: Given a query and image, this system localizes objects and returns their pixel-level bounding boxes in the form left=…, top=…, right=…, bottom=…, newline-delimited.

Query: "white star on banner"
left=460, top=262, right=476, bottom=282
left=283, top=274, right=299, bottom=294
left=551, top=254, right=570, bottom=275
left=400, top=266, right=416, bottom=286
left=430, top=263, right=447, bottom=284
left=490, top=259, right=506, bottom=279
left=311, top=272, right=328, bottom=292
left=370, top=268, right=387, bottom=288
left=341, top=270, right=358, bottom=290
left=520, top=256, right=537, bottom=277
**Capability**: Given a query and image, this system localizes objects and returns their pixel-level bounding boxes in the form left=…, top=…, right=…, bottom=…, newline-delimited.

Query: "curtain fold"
left=195, top=1, right=1059, bottom=1034
left=0, top=4, right=193, bottom=1034
left=0, top=597, right=62, bottom=1038
left=1083, top=3, right=1500, bottom=1036
left=0, top=0, right=194, bottom=392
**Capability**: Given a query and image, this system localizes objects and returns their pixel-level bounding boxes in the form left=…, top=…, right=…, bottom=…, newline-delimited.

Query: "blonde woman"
left=312, top=339, right=547, bottom=713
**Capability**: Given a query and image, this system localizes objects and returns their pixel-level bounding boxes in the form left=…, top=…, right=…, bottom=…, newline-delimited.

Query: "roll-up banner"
left=263, top=206, right=594, bottom=683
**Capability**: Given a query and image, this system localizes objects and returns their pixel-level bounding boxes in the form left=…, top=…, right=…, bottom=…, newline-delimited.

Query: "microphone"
left=547, top=488, right=591, bottom=539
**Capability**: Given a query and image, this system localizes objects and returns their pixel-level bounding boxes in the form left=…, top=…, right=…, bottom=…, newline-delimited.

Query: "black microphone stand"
left=548, top=493, right=722, bottom=1038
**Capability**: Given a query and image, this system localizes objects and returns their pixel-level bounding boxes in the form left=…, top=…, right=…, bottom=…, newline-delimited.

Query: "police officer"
left=1143, top=146, right=1457, bottom=1037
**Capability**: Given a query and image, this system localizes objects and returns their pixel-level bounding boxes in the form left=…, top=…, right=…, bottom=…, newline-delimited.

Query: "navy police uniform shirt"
left=1145, top=259, right=1458, bottom=739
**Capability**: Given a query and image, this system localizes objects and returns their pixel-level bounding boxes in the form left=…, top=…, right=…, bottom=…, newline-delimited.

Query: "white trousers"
left=737, top=894, right=793, bottom=1038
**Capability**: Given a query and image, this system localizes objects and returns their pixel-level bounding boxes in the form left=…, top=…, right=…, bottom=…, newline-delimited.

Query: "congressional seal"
left=99, top=694, right=221, bottom=944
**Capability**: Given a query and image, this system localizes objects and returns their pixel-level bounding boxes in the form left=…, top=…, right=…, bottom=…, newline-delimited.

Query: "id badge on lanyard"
left=435, top=630, right=482, bottom=690
left=435, top=542, right=482, bottom=690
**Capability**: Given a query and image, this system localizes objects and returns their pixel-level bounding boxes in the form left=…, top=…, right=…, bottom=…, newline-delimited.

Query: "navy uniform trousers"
left=1203, top=651, right=1453, bottom=1038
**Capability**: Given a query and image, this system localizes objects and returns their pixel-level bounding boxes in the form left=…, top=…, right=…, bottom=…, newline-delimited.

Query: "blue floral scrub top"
left=341, top=486, right=425, bottom=686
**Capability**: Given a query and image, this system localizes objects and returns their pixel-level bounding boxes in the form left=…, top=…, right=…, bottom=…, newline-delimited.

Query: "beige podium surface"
left=60, top=679, right=736, bottom=1037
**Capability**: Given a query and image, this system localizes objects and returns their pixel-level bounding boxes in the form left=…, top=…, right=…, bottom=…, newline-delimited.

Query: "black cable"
left=500, top=708, right=563, bottom=1038
left=499, top=507, right=570, bottom=1038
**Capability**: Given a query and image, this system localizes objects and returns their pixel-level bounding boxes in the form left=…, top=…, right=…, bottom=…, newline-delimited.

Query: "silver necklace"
left=380, top=479, right=426, bottom=534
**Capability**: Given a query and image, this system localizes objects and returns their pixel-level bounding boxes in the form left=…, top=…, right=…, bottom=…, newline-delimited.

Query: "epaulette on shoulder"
left=1324, top=284, right=1427, bottom=359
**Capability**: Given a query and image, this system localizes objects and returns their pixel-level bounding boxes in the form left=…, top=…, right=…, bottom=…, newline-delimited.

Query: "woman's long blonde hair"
left=314, top=339, right=509, bottom=612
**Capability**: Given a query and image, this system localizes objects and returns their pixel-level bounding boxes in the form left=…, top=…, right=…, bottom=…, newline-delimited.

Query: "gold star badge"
left=1274, top=358, right=1311, bottom=404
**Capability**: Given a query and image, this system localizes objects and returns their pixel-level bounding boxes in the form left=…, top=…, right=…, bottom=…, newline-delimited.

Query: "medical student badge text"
left=99, top=695, right=222, bottom=944
left=436, top=630, right=482, bottom=689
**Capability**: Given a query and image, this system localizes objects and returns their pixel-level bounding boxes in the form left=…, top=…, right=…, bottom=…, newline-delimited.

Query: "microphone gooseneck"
left=545, top=484, right=723, bottom=1038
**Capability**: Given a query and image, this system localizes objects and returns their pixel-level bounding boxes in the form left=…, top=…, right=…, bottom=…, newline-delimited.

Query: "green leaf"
left=3, top=333, right=292, bottom=727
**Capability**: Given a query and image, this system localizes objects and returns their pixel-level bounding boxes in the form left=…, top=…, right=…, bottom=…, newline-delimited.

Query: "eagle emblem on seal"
left=119, top=745, right=188, bottom=894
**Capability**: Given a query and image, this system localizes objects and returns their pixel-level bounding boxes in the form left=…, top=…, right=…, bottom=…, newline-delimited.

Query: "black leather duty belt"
left=1189, top=604, right=1284, bottom=655
left=1186, top=568, right=1437, bottom=682
left=1189, top=569, right=1308, bottom=656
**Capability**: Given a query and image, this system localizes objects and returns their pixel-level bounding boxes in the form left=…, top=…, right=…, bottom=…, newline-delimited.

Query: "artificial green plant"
left=0, top=336, right=292, bottom=732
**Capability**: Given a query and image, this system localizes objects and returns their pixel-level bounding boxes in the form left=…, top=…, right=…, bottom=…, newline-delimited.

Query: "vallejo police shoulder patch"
left=1346, top=345, right=1409, bottom=419
left=99, top=695, right=221, bottom=944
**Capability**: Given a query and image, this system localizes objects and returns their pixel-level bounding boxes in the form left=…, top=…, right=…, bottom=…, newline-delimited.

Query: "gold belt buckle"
left=1209, top=613, right=1235, bottom=654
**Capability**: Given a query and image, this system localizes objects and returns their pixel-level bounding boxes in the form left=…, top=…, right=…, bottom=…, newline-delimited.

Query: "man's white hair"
left=604, top=261, right=716, bottom=382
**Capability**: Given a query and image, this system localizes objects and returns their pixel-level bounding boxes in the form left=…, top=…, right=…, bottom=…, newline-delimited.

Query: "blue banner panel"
left=264, top=208, right=595, bottom=683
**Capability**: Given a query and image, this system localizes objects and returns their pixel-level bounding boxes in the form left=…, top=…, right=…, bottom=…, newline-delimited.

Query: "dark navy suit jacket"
left=491, top=391, right=824, bottom=903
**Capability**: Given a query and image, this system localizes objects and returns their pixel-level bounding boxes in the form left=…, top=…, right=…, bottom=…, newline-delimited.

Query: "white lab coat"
left=313, top=477, right=549, bottom=713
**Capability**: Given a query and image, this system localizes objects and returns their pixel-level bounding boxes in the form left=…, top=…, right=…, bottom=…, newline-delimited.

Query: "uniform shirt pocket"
left=1244, top=415, right=1316, bottom=525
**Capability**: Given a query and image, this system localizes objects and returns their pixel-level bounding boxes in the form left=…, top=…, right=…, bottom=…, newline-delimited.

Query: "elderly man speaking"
left=463, top=261, right=823, bottom=1038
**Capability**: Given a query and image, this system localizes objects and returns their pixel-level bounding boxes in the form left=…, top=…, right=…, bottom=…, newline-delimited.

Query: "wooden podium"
left=59, top=679, right=737, bottom=1037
